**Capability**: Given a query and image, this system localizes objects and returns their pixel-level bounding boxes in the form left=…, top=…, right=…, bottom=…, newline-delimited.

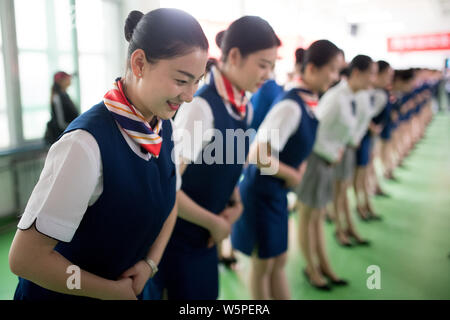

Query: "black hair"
left=340, top=67, right=350, bottom=78
left=124, top=8, right=208, bottom=65
left=393, top=70, right=402, bottom=81
left=301, top=39, right=340, bottom=73
left=206, top=57, right=218, bottom=73
left=215, top=31, right=225, bottom=48
left=348, top=54, right=373, bottom=75
left=394, top=69, right=414, bottom=82
left=216, top=16, right=281, bottom=62
left=295, top=48, right=305, bottom=66
left=377, top=60, right=390, bottom=74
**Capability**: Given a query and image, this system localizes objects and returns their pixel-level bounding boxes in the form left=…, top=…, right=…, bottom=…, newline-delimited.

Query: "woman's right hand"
left=207, top=215, right=231, bottom=248
left=285, top=163, right=306, bottom=189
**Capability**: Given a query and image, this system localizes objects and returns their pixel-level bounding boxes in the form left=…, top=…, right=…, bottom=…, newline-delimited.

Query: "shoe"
left=387, top=174, right=399, bottom=182
left=375, top=188, right=390, bottom=197
left=355, top=239, right=371, bottom=246
left=303, top=269, right=332, bottom=291
left=356, top=206, right=370, bottom=222
left=325, top=214, right=334, bottom=224
left=329, top=278, right=349, bottom=286
left=219, top=256, right=237, bottom=269
left=366, top=207, right=381, bottom=221
left=335, top=232, right=353, bottom=247
left=319, top=266, right=349, bottom=287
left=346, top=230, right=371, bottom=246
left=369, top=214, right=383, bottom=221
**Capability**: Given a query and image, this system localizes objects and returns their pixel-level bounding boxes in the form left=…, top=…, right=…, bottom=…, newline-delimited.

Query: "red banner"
left=387, top=32, right=450, bottom=52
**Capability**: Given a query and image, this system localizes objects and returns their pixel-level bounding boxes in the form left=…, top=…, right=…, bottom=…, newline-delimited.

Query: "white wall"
left=117, top=0, right=450, bottom=76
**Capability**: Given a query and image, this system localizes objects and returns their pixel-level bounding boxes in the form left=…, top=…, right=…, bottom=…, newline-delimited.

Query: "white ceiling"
left=126, top=0, right=450, bottom=69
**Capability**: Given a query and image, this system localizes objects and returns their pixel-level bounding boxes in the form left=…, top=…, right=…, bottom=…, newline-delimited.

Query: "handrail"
left=0, top=141, right=48, bottom=158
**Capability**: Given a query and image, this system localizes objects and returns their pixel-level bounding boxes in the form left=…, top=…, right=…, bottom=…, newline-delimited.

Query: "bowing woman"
left=152, top=16, right=280, bottom=300
left=232, top=40, right=342, bottom=299
left=9, top=8, right=208, bottom=300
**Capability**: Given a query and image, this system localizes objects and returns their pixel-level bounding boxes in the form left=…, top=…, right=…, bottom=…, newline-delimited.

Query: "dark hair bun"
left=295, top=48, right=305, bottom=65
left=124, top=10, right=144, bottom=42
left=215, top=30, right=225, bottom=48
left=206, top=57, right=218, bottom=72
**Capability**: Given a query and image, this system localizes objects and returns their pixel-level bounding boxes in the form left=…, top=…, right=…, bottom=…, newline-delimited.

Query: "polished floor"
left=0, top=113, right=449, bottom=300
left=219, top=113, right=450, bottom=300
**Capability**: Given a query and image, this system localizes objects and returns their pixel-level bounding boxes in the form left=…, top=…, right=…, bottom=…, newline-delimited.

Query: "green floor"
left=218, top=112, right=450, bottom=300
left=0, top=114, right=449, bottom=300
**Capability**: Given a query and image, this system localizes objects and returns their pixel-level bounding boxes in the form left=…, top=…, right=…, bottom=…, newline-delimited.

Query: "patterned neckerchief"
left=103, top=78, right=163, bottom=157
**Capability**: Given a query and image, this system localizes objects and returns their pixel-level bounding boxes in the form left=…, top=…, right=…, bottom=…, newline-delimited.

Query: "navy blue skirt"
left=356, top=133, right=373, bottom=166
left=148, top=238, right=219, bottom=300
left=231, top=166, right=288, bottom=259
left=380, top=122, right=392, bottom=140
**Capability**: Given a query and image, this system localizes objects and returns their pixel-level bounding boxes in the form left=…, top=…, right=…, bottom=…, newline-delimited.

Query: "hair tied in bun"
left=124, top=10, right=144, bottom=42
left=215, top=30, right=225, bottom=48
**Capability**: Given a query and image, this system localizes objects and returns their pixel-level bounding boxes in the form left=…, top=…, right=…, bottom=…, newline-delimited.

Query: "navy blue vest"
left=250, top=79, right=284, bottom=130
left=14, top=102, right=176, bottom=300
left=278, top=88, right=319, bottom=167
left=243, top=88, right=319, bottom=193
left=169, top=79, right=250, bottom=249
left=372, top=90, right=390, bottom=125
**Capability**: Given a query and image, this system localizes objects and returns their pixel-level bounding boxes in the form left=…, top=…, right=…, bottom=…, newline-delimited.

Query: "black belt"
left=315, top=153, right=334, bottom=167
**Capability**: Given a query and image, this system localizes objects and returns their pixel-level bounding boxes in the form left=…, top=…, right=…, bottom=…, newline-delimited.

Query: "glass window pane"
left=18, top=53, right=50, bottom=140
left=54, top=0, right=74, bottom=52
left=76, top=0, right=122, bottom=112
left=0, top=115, right=9, bottom=149
left=14, top=0, right=78, bottom=142
left=58, top=54, right=77, bottom=101
left=0, top=49, right=6, bottom=111
left=79, top=54, right=106, bottom=111
left=22, top=109, right=50, bottom=141
left=15, top=0, right=47, bottom=50
left=57, top=54, right=75, bottom=74
left=0, top=25, right=9, bottom=148
left=76, top=0, right=103, bottom=53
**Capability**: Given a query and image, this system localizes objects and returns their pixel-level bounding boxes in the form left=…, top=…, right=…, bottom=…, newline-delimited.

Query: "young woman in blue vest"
left=231, top=40, right=342, bottom=298
left=250, top=47, right=306, bottom=132
left=388, top=69, right=415, bottom=179
left=354, top=60, right=393, bottom=220
left=365, top=61, right=394, bottom=196
left=151, top=16, right=280, bottom=300
left=379, top=85, right=401, bottom=181
left=8, top=8, right=208, bottom=300
left=366, top=61, right=394, bottom=198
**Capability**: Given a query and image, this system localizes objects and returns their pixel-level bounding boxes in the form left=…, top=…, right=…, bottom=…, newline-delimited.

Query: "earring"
left=138, top=73, right=142, bottom=77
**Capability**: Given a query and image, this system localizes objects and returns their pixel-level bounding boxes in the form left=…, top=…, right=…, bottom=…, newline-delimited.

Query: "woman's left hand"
left=119, top=260, right=152, bottom=296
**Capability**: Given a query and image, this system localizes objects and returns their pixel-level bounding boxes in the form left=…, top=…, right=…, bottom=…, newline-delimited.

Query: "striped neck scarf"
left=103, top=78, right=163, bottom=157
left=296, top=82, right=319, bottom=108
left=210, top=66, right=248, bottom=118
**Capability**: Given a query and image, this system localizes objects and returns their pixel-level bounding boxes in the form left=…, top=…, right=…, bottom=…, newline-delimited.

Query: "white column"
left=0, top=0, right=24, bottom=147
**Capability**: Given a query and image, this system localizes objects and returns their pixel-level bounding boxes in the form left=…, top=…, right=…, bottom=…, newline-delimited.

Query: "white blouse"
left=174, top=96, right=253, bottom=163
left=313, top=80, right=358, bottom=162
left=18, top=120, right=181, bottom=242
left=255, top=98, right=303, bottom=154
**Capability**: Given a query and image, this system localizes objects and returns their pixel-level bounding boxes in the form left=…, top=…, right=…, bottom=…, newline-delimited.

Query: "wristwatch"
left=144, top=258, right=158, bottom=278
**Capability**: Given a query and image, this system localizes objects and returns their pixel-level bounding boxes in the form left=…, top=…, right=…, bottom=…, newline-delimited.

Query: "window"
left=14, top=0, right=77, bottom=141
left=0, top=22, right=9, bottom=149
left=76, top=0, right=122, bottom=111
